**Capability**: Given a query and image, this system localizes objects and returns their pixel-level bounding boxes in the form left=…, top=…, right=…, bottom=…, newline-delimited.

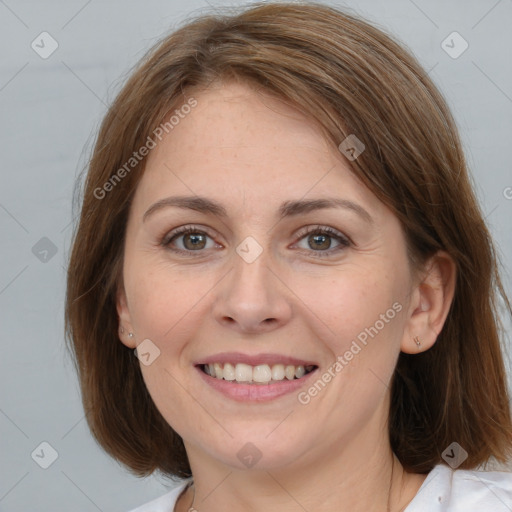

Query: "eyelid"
left=293, top=224, right=350, bottom=244
left=161, top=224, right=217, bottom=246
left=290, top=225, right=351, bottom=257
left=161, top=225, right=222, bottom=256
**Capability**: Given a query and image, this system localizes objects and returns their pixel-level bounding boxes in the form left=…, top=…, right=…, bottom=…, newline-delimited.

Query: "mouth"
left=194, top=352, right=320, bottom=402
left=197, top=362, right=318, bottom=385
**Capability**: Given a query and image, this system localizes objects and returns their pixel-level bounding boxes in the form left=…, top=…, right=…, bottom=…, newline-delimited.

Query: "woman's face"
left=117, top=80, right=418, bottom=471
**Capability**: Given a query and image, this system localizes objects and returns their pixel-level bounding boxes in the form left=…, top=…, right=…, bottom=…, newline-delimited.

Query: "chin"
left=198, top=427, right=310, bottom=471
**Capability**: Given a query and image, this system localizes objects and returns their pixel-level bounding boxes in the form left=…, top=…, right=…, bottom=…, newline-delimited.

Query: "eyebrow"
left=142, top=195, right=374, bottom=224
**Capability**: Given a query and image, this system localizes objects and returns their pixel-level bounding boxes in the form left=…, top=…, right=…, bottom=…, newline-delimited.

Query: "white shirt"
left=127, top=464, right=512, bottom=511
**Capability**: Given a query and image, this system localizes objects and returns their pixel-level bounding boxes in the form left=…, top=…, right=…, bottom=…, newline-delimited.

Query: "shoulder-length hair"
left=65, top=1, right=512, bottom=479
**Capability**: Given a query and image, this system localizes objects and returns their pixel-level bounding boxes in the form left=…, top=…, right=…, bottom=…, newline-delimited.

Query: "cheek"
left=293, top=271, right=405, bottom=422
left=124, top=265, right=207, bottom=429
left=125, top=259, right=218, bottom=348
left=292, top=266, right=404, bottom=354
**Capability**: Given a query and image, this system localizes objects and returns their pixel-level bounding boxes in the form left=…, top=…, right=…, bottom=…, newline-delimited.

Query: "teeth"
left=213, top=363, right=223, bottom=379
left=271, top=364, right=285, bottom=380
left=223, top=363, right=236, bottom=381
left=253, top=364, right=272, bottom=383
left=235, top=363, right=253, bottom=382
left=202, top=362, right=315, bottom=384
left=285, top=365, right=295, bottom=380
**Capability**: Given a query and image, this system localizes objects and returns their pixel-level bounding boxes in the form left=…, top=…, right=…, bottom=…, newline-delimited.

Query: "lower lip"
left=195, top=366, right=318, bottom=402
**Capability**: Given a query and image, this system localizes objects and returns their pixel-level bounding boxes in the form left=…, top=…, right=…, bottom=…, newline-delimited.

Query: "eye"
left=162, top=225, right=219, bottom=254
left=161, top=224, right=351, bottom=258
left=293, top=226, right=350, bottom=257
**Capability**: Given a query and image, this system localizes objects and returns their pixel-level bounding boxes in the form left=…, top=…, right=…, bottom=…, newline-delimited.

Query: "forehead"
left=130, top=81, right=383, bottom=219
left=154, top=81, right=332, bottom=166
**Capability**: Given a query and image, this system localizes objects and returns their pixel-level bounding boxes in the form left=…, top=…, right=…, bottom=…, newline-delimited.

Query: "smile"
left=200, top=362, right=317, bottom=384
left=195, top=362, right=319, bottom=402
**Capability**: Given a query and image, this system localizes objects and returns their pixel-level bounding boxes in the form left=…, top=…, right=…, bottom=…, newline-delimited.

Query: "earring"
left=119, top=326, right=125, bottom=334
left=414, top=336, right=421, bottom=348
left=128, top=332, right=134, bottom=339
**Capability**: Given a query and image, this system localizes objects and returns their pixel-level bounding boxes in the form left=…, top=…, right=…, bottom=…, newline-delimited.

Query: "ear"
left=116, top=283, right=137, bottom=349
left=401, top=250, right=456, bottom=354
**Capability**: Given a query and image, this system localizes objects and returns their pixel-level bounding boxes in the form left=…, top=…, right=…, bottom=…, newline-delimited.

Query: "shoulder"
left=406, top=463, right=512, bottom=511
left=126, top=479, right=192, bottom=512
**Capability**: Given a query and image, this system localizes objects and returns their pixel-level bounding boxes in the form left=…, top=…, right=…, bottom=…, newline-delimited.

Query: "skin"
left=117, top=80, right=456, bottom=512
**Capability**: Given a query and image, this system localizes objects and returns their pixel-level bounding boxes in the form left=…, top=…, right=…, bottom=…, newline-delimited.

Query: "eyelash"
left=161, top=224, right=351, bottom=258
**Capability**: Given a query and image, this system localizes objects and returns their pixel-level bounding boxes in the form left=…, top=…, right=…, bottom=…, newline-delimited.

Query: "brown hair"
left=65, top=1, right=512, bottom=479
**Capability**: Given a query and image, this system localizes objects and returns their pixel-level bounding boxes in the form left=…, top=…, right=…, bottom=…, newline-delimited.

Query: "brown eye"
left=182, top=232, right=207, bottom=250
left=294, top=226, right=350, bottom=257
left=163, top=226, right=217, bottom=253
left=307, top=233, right=332, bottom=250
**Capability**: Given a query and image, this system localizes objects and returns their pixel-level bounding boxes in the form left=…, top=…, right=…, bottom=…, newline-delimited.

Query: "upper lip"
left=195, top=352, right=318, bottom=367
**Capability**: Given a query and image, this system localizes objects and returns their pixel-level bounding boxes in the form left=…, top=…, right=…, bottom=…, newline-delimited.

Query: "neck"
left=178, top=431, right=427, bottom=512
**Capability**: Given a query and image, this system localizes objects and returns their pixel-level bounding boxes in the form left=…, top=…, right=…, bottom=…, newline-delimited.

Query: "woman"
left=65, top=2, right=512, bottom=511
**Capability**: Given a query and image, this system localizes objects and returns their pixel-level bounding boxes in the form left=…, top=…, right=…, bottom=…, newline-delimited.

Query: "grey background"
left=1, top=0, right=511, bottom=511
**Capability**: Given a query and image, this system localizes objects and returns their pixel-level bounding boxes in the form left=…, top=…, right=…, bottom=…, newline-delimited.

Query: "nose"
left=212, top=245, right=293, bottom=334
